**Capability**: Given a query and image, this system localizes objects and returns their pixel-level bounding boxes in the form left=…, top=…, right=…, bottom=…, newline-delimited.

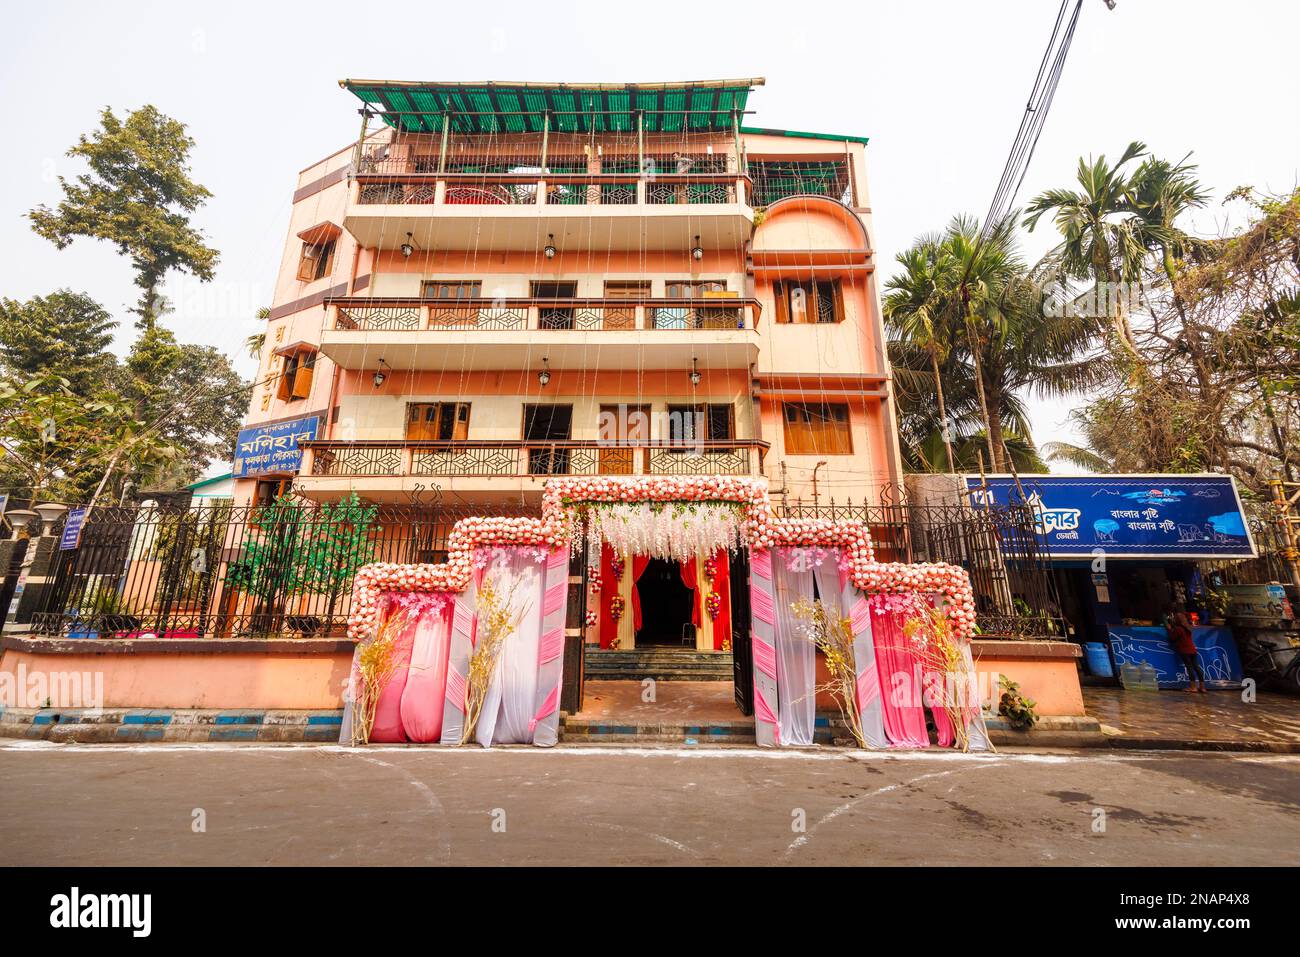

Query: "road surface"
left=2, top=743, right=1296, bottom=866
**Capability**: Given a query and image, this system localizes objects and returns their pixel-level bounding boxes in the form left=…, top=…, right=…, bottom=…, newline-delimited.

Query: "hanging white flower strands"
left=583, top=501, right=745, bottom=563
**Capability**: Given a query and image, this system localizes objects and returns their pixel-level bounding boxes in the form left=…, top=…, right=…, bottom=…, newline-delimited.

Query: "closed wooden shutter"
left=290, top=363, right=313, bottom=399
left=773, top=281, right=790, bottom=324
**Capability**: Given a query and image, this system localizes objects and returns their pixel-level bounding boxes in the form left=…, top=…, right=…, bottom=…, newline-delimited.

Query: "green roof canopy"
left=340, top=78, right=763, bottom=135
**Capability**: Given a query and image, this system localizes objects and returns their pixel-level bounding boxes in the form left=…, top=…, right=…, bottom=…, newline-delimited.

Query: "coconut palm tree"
left=886, top=217, right=1107, bottom=474
left=1024, top=141, right=1150, bottom=358
left=244, top=307, right=270, bottom=359
left=884, top=236, right=959, bottom=471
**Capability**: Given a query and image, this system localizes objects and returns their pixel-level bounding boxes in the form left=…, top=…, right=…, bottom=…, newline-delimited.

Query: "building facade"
left=235, top=78, right=902, bottom=519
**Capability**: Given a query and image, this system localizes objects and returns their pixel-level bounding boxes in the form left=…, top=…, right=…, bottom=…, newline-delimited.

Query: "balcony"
left=318, top=296, right=761, bottom=371
left=343, top=172, right=754, bottom=251
left=295, top=439, right=768, bottom=503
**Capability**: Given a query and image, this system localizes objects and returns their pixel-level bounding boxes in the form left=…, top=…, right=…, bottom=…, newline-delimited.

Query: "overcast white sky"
left=3, top=1, right=1298, bottom=473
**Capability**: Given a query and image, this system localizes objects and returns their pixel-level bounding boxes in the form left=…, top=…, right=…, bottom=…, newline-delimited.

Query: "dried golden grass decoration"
left=792, top=598, right=865, bottom=748
left=351, top=605, right=415, bottom=746
left=902, top=606, right=984, bottom=752
left=460, top=577, right=529, bottom=745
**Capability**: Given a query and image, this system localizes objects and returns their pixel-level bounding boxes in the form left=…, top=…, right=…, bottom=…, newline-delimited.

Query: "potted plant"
left=1203, top=587, right=1231, bottom=626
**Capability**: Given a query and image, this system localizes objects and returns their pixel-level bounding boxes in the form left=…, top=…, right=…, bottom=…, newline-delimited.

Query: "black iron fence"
left=29, top=501, right=536, bottom=640
left=26, top=494, right=1063, bottom=641
left=775, top=498, right=1065, bottom=639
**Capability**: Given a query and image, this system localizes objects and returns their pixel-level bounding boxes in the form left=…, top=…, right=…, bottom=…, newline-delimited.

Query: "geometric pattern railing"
left=647, top=306, right=744, bottom=330
left=310, top=445, right=405, bottom=477
left=646, top=181, right=736, bottom=205
left=647, top=447, right=751, bottom=475
left=335, top=306, right=422, bottom=331
left=538, top=307, right=636, bottom=330
left=307, top=442, right=760, bottom=477
left=325, top=298, right=753, bottom=333
left=427, top=306, right=528, bottom=330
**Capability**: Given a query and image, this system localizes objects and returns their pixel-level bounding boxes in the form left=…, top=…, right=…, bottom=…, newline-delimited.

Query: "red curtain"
left=680, top=557, right=702, bottom=627
left=630, top=555, right=651, bottom=630
left=710, top=549, right=731, bottom=650
left=598, top=544, right=617, bottom=649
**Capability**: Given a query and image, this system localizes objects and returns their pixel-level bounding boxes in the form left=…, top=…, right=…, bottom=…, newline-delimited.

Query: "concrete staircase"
left=584, top=648, right=734, bottom=682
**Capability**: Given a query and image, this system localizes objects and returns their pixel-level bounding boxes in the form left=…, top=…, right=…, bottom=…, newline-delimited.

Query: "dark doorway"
left=635, top=558, right=695, bottom=646
left=532, top=281, right=578, bottom=329
left=523, top=404, right=573, bottom=474
left=729, top=548, right=753, bottom=715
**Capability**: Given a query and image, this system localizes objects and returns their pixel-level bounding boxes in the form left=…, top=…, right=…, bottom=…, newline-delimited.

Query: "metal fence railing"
left=27, top=494, right=1065, bottom=642
left=29, top=501, right=537, bottom=640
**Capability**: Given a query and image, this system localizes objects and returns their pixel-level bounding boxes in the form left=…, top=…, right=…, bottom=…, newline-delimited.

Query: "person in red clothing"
left=1168, top=604, right=1207, bottom=693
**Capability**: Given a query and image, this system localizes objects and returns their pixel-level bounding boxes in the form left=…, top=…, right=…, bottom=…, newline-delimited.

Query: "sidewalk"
left=1084, top=686, right=1300, bottom=753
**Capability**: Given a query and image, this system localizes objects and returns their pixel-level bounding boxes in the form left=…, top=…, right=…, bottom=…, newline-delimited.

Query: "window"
left=296, top=239, right=335, bottom=283
left=276, top=350, right=316, bottom=403
left=782, top=402, right=852, bottom=455
left=773, top=279, right=843, bottom=324
left=406, top=402, right=470, bottom=441
left=658, top=281, right=735, bottom=329
left=254, top=478, right=293, bottom=506
left=666, top=403, right=735, bottom=445
left=422, top=280, right=483, bottom=299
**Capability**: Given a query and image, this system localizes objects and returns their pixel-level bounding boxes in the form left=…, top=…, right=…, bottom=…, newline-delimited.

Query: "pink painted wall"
left=1, top=648, right=351, bottom=711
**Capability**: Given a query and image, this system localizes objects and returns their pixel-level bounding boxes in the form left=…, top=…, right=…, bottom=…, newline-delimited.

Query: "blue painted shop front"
left=966, top=474, right=1254, bottom=690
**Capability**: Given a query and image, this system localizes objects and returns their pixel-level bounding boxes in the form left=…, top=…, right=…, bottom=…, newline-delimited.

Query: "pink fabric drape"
left=399, top=602, right=454, bottom=743
left=871, top=609, right=930, bottom=748
left=369, top=607, right=417, bottom=743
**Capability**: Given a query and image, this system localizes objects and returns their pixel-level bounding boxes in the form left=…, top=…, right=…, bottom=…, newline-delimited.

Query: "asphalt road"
left=2, top=743, right=1296, bottom=866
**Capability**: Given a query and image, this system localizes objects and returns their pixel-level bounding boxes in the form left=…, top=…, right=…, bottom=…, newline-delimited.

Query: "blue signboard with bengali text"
left=232, top=416, right=320, bottom=478
left=965, top=474, right=1255, bottom=559
left=59, top=506, right=88, bottom=550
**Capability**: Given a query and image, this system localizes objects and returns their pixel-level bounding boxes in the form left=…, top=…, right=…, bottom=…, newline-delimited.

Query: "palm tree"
left=244, top=307, right=270, bottom=359
left=884, top=236, right=959, bottom=471
left=1024, top=141, right=1150, bottom=358
left=886, top=219, right=1106, bottom=474
left=945, top=214, right=1023, bottom=470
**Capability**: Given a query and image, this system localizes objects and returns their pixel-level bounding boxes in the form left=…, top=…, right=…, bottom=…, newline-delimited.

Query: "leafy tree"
left=0, top=291, right=117, bottom=395
left=0, top=373, right=177, bottom=503
left=28, top=105, right=218, bottom=331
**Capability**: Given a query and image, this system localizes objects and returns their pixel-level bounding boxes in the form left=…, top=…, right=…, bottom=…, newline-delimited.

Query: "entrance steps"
left=560, top=713, right=756, bottom=745
left=584, top=648, right=734, bottom=681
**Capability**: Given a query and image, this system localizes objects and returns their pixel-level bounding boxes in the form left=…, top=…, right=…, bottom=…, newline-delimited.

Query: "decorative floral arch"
left=347, top=476, right=977, bottom=641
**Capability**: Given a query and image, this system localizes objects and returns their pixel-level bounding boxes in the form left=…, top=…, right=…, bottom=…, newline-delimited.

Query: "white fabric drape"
left=476, top=550, right=545, bottom=747
left=772, top=548, right=817, bottom=746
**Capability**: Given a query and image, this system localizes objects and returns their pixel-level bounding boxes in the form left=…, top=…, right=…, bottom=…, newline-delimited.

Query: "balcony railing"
left=302, top=440, right=767, bottom=479
left=325, top=296, right=760, bottom=333
left=351, top=173, right=747, bottom=208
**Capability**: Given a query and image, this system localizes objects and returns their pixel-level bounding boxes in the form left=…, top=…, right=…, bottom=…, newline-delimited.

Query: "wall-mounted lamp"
left=538, top=357, right=551, bottom=387
left=691, top=235, right=703, bottom=261
left=400, top=232, right=416, bottom=258
left=372, top=358, right=391, bottom=388
left=543, top=234, right=557, bottom=259
left=689, top=357, right=701, bottom=387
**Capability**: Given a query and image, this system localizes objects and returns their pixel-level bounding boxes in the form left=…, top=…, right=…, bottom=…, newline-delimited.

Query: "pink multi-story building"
left=235, top=77, right=902, bottom=653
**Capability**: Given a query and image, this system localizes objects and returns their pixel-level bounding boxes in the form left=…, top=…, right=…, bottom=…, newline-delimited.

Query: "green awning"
left=341, top=78, right=763, bottom=135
